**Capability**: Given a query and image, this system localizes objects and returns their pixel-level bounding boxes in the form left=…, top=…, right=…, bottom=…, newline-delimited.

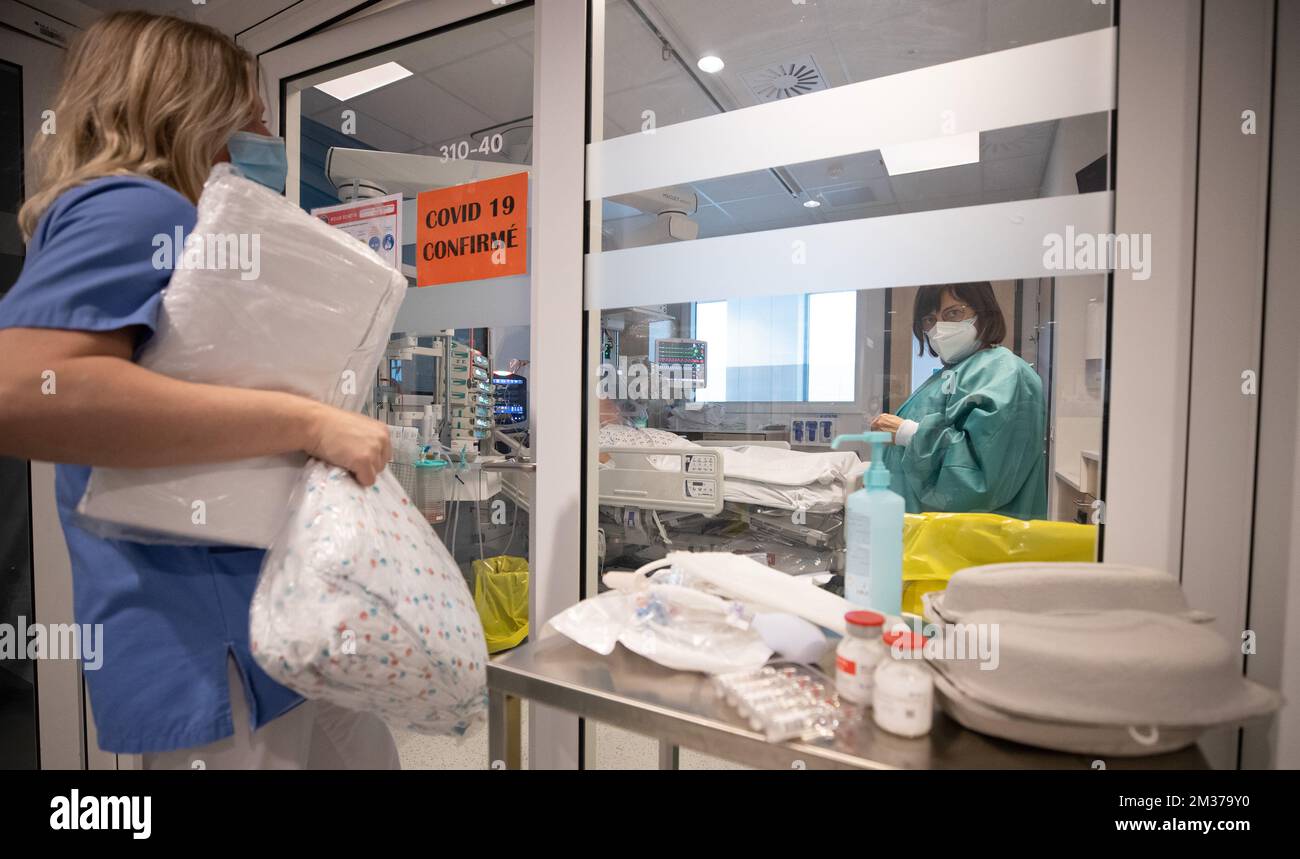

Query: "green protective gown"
left=882, top=345, right=1047, bottom=520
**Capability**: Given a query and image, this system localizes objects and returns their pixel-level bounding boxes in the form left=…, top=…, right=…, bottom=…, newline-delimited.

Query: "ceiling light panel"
left=315, top=62, right=414, bottom=100
left=879, top=132, right=980, bottom=176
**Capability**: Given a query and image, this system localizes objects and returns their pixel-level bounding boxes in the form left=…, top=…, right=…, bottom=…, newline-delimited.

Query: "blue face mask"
left=226, top=130, right=288, bottom=193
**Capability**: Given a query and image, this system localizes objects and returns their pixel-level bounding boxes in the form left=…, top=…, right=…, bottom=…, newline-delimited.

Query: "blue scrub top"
left=0, top=175, right=302, bottom=754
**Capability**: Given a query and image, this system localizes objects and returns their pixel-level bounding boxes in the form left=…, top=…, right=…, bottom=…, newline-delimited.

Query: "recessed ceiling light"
left=315, top=61, right=413, bottom=100
left=803, top=199, right=821, bottom=208
left=697, top=55, right=725, bottom=74
left=879, top=132, right=980, bottom=176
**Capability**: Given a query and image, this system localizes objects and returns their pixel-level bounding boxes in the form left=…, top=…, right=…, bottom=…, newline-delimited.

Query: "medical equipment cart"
left=486, top=635, right=1209, bottom=771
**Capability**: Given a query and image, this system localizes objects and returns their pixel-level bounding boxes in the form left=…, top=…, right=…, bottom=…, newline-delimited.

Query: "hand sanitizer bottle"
left=831, top=431, right=904, bottom=617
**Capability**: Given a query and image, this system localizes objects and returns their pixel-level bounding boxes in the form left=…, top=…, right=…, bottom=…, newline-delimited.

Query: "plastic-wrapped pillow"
left=76, top=164, right=407, bottom=547
left=250, top=461, right=488, bottom=736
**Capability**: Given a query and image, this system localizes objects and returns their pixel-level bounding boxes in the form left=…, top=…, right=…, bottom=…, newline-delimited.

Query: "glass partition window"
left=283, top=3, right=536, bottom=671
left=587, top=0, right=1117, bottom=592
left=694, top=290, right=856, bottom=404
left=599, top=116, right=1107, bottom=252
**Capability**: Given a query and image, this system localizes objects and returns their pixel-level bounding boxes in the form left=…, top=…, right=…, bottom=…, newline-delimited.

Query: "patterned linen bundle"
left=250, top=461, right=487, bottom=735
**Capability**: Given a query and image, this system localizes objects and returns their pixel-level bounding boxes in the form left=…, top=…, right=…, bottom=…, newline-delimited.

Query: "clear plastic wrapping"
left=250, top=460, right=488, bottom=736
left=75, top=164, right=407, bottom=547
left=548, top=568, right=773, bottom=675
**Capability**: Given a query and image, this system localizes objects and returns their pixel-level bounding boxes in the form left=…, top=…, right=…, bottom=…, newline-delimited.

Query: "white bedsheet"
left=725, top=478, right=846, bottom=513
left=718, top=445, right=864, bottom=487
left=598, top=426, right=866, bottom=511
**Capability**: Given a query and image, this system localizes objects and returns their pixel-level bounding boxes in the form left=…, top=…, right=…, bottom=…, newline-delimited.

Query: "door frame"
left=254, top=0, right=585, bottom=769
left=1109, top=0, right=1295, bottom=769
left=0, top=0, right=118, bottom=770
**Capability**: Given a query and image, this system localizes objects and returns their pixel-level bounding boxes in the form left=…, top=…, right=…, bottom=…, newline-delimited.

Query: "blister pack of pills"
left=713, top=663, right=846, bottom=743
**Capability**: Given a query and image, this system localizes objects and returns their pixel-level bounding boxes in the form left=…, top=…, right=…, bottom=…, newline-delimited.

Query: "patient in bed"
left=599, top=401, right=696, bottom=449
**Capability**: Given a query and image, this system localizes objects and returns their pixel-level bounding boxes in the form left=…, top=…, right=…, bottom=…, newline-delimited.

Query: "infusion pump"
left=377, top=333, right=494, bottom=453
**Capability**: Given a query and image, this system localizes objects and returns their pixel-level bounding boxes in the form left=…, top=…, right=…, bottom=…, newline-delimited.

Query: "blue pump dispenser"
left=832, top=431, right=905, bottom=615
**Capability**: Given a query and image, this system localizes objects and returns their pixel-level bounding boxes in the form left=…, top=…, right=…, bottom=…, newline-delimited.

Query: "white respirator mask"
left=928, top=317, right=981, bottom=365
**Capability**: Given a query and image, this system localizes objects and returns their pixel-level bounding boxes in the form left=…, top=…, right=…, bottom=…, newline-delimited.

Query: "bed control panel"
left=683, top=453, right=718, bottom=474
left=684, top=478, right=717, bottom=500
left=598, top=445, right=725, bottom=516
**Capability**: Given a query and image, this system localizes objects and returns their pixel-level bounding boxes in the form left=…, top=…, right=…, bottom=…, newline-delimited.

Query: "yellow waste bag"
left=472, top=555, right=529, bottom=654
left=902, top=513, right=1097, bottom=616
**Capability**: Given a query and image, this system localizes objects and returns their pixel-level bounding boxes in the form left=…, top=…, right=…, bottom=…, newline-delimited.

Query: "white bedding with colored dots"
left=250, top=461, right=488, bottom=736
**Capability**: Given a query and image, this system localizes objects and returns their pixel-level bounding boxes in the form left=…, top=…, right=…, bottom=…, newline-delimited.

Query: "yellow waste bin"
left=472, top=555, right=529, bottom=653
left=901, top=513, right=1098, bottom=615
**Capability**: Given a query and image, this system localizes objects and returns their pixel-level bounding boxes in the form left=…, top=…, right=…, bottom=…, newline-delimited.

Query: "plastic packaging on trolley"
left=250, top=461, right=488, bottom=736
left=75, top=164, right=407, bottom=548
left=548, top=567, right=773, bottom=675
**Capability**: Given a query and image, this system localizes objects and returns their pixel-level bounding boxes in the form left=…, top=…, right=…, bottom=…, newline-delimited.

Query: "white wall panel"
left=588, top=192, right=1112, bottom=309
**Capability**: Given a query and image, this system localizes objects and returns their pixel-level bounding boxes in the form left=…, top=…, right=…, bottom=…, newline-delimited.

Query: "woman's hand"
left=870, top=413, right=904, bottom=436
left=304, top=403, right=392, bottom=487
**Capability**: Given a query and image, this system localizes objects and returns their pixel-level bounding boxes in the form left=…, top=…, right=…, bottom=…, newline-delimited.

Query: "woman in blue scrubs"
left=870, top=282, right=1048, bottom=520
left=0, top=12, right=399, bottom=767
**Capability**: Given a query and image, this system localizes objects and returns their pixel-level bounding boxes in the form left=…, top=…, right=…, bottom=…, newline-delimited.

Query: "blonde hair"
left=17, top=11, right=259, bottom=239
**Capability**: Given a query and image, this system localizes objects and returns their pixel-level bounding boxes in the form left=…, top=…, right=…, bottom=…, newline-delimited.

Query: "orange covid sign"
left=415, top=172, right=527, bottom=287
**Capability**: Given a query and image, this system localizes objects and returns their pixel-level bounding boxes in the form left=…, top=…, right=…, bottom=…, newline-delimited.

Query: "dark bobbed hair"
left=912, top=281, right=1007, bottom=357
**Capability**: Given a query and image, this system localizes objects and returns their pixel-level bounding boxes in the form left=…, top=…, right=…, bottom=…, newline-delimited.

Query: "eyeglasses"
left=920, top=304, right=976, bottom=331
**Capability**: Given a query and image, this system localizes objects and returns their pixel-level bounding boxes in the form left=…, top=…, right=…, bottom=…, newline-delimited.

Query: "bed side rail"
left=598, top=446, right=725, bottom=516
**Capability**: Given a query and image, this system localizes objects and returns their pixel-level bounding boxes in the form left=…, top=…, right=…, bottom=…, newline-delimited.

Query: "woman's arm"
left=0, top=327, right=392, bottom=485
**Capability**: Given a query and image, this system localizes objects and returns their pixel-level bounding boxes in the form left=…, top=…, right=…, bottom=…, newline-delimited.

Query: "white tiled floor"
left=391, top=704, right=747, bottom=770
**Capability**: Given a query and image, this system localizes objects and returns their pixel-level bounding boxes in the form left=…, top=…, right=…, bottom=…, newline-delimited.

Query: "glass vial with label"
left=835, top=610, right=886, bottom=707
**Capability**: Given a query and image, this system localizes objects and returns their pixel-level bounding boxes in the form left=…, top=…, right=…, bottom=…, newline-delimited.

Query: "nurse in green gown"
left=871, top=282, right=1047, bottom=519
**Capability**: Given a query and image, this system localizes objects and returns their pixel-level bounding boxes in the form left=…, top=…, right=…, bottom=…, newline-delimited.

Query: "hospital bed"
left=470, top=427, right=857, bottom=575
left=596, top=434, right=859, bottom=576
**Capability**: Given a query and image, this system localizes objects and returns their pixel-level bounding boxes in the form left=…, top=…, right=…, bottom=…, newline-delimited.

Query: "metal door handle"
left=479, top=461, right=536, bottom=472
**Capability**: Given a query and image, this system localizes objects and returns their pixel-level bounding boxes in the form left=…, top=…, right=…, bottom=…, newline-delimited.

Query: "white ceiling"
left=294, top=0, right=1110, bottom=241
left=662, top=120, right=1066, bottom=244
left=73, top=0, right=300, bottom=31
left=300, top=5, right=534, bottom=161
left=598, top=0, right=1110, bottom=245
left=74, top=0, right=206, bottom=13
left=601, top=0, right=1110, bottom=136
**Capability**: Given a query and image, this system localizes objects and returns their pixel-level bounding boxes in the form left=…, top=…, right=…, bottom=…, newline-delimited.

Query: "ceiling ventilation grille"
left=740, top=55, right=828, bottom=103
